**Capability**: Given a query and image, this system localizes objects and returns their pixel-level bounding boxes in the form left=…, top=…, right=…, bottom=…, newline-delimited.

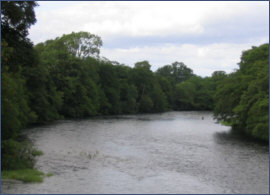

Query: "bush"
left=1, top=139, right=39, bottom=170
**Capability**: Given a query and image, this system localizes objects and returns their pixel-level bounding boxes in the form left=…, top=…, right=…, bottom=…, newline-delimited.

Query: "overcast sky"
left=29, top=1, right=269, bottom=77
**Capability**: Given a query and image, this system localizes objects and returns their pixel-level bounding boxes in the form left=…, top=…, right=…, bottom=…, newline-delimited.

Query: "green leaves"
left=156, top=61, right=194, bottom=85
left=1, top=72, right=37, bottom=140
left=175, top=81, right=196, bottom=110
left=1, top=1, right=38, bottom=38
left=60, top=31, right=102, bottom=58
left=214, top=43, right=269, bottom=141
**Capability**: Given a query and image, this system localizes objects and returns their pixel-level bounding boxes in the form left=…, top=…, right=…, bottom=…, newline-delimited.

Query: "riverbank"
left=1, top=169, right=53, bottom=183
left=1, top=136, right=48, bottom=183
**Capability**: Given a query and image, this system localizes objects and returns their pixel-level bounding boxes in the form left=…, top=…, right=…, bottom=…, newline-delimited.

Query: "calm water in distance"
left=1, top=111, right=269, bottom=194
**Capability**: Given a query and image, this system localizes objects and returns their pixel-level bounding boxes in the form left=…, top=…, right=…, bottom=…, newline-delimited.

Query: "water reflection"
left=214, top=128, right=269, bottom=149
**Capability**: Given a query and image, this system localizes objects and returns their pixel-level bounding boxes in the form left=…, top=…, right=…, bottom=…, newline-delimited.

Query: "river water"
left=1, top=112, right=269, bottom=194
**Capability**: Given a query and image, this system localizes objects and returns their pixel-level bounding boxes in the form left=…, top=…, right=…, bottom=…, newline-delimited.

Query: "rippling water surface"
left=1, top=112, right=269, bottom=194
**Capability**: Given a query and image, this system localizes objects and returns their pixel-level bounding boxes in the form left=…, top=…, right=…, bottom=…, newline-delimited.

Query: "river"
left=1, top=111, right=269, bottom=194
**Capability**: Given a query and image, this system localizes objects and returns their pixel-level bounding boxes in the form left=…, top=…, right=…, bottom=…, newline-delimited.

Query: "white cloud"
left=101, top=42, right=264, bottom=77
left=30, top=1, right=268, bottom=43
left=29, top=1, right=268, bottom=77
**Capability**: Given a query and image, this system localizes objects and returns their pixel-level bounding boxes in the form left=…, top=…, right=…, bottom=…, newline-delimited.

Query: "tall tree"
left=1, top=1, right=38, bottom=39
left=1, top=1, right=39, bottom=171
left=60, top=31, right=102, bottom=59
left=1, top=1, right=38, bottom=137
left=1, top=1, right=38, bottom=72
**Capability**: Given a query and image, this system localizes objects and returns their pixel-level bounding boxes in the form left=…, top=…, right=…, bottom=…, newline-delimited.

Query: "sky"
left=29, top=1, right=269, bottom=77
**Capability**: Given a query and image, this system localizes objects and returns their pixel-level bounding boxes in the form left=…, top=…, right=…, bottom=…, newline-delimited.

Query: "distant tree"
left=156, top=65, right=173, bottom=78
left=150, top=82, right=168, bottom=112
left=139, top=95, right=154, bottom=113
left=174, top=81, right=196, bottom=110
left=171, top=61, right=194, bottom=83
left=131, top=61, right=154, bottom=111
left=156, top=75, right=174, bottom=108
left=60, top=31, right=102, bottom=58
left=189, top=76, right=214, bottom=110
left=156, top=62, right=193, bottom=85
left=134, top=60, right=151, bottom=69
left=211, top=71, right=226, bottom=78
left=98, top=62, right=121, bottom=114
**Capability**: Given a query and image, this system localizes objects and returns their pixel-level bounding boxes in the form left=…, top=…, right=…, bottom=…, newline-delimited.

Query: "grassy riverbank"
left=2, top=169, right=53, bottom=183
left=2, top=169, right=45, bottom=183
left=1, top=138, right=52, bottom=183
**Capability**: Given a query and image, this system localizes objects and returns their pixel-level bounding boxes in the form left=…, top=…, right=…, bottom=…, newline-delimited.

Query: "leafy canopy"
left=60, top=31, right=102, bottom=58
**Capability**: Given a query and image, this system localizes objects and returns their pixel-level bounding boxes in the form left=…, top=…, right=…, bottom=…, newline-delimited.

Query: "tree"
left=60, top=31, right=102, bottom=58
left=1, top=72, right=36, bottom=140
left=134, top=60, right=151, bottom=69
left=139, top=95, right=154, bottom=113
left=1, top=1, right=38, bottom=138
left=156, top=62, right=193, bottom=85
left=1, top=1, right=38, bottom=40
left=150, top=83, right=168, bottom=112
left=174, top=81, right=196, bottom=110
left=214, top=71, right=243, bottom=123
left=98, top=62, right=121, bottom=114
left=1, top=1, right=38, bottom=72
left=214, top=43, right=269, bottom=141
left=131, top=61, right=153, bottom=102
left=171, top=61, right=194, bottom=83
left=156, top=75, right=174, bottom=109
left=156, top=65, right=173, bottom=78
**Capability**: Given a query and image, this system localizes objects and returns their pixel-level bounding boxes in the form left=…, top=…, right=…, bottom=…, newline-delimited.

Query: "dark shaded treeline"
left=1, top=2, right=269, bottom=171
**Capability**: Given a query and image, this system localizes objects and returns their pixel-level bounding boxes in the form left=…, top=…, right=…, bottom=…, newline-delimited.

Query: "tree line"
left=214, top=43, right=269, bottom=141
left=1, top=2, right=269, bottom=171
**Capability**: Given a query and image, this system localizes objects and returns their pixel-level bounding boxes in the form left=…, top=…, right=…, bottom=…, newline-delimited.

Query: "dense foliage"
left=1, top=1, right=40, bottom=171
left=214, top=44, right=269, bottom=141
left=1, top=1, right=269, bottom=172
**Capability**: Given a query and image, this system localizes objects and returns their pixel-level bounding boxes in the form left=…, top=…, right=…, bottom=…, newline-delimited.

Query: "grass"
left=31, top=149, right=43, bottom=156
left=1, top=169, right=45, bottom=183
left=2, top=138, right=52, bottom=183
left=46, top=172, right=54, bottom=177
left=1, top=169, right=53, bottom=183
left=221, top=120, right=232, bottom=126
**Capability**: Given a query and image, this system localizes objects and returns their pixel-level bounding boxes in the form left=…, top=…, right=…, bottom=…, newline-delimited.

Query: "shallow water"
left=1, top=111, right=269, bottom=194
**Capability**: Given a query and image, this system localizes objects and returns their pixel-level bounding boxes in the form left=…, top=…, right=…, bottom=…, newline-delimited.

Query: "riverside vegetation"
left=1, top=2, right=269, bottom=182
